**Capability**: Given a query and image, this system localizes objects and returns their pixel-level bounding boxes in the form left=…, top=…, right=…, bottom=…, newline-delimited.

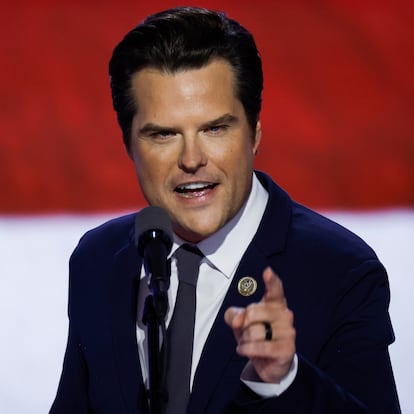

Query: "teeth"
left=178, top=182, right=211, bottom=191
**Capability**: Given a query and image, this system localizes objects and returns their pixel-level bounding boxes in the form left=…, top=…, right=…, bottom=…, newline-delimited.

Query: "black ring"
left=263, top=322, right=272, bottom=341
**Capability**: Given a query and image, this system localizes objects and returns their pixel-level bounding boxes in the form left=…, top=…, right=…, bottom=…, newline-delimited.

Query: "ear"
left=253, top=120, right=262, bottom=155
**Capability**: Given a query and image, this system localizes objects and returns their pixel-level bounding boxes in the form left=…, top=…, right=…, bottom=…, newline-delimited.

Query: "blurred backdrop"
left=0, top=1, right=413, bottom=413
left=1, top=0, right=413, bottom=213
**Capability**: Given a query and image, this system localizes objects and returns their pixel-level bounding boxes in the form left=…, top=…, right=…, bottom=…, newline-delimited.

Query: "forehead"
left=130, top=60, right=242, bottom=124
left=131, top=59, right=237, bottom=102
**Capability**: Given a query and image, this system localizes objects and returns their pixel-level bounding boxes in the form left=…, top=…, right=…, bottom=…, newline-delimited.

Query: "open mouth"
left=175, top=182, right=218, bottom=197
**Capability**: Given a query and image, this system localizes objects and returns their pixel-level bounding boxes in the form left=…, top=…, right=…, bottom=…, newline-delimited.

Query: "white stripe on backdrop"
left=0, top=209, right=413, bottom=413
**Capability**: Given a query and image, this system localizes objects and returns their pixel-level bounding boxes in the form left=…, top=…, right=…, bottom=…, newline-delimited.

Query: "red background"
left=1, top=0, right=413, bottom=213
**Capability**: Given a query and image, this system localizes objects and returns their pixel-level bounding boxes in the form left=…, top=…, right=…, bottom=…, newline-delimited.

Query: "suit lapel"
left=188, top=172, right=293, bottom=413
left=188, top=243, right=268, bottom=413
left=110, top=240, right=148, bottom=412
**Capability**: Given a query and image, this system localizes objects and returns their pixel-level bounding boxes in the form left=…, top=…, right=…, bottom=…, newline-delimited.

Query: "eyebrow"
left=138, top=113, right=239, bottom=136
left=200, top=113, right=239, bottom=129
left=138, top=123, right=176, bottom=136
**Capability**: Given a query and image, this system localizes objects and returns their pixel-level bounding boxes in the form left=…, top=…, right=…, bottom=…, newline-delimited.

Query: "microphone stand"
left=142, top=270, right=170, bottom=414
left=135, top=207, right=173, bottom=414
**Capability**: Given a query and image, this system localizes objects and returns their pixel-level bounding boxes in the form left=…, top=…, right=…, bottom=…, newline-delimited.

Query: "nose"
left=178, top=135, right=207, bottom=172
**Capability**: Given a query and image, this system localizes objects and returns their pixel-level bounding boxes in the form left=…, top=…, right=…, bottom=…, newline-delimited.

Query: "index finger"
left=262, top=266, right=285, bottom=303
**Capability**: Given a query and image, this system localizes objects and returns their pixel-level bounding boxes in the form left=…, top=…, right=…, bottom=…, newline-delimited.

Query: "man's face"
left=129, top=59, right=261, bottom=243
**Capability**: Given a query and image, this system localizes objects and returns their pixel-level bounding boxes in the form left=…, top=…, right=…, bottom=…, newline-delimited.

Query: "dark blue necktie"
left=165, top=244, right=203, bottom=414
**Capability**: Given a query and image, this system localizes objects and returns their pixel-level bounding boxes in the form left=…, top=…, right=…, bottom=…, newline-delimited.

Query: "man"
left=50, top=6, right=401, bottom=413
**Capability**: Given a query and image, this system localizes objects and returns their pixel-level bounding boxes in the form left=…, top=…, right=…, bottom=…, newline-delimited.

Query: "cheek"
left=132, top=148, right=158, bottom=189
left=132, top=145, right=175, bottom=197
left=223, top=141, right=256, bottom=173
left=133, top=144, right=162, bottom=174
left=212, top=137, right=253, bottom=164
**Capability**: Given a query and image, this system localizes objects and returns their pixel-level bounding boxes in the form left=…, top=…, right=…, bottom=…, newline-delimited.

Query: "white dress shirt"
left=136, top=173, right=297, bottom=398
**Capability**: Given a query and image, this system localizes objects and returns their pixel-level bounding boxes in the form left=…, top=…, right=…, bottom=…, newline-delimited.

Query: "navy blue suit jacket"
left=50, top=172, right=400, bottom=413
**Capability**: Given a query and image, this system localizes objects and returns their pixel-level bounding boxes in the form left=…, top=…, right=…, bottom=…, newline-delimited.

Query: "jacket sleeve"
left=49, top=239, right=92, bottom=414
left=49, top=322, right=91, bottom=413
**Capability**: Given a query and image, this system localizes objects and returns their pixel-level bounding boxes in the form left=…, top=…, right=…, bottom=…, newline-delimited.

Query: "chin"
left=175, top=222, right=219, bottom=243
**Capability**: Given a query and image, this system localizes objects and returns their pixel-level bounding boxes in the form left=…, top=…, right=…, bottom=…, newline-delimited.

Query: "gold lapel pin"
left=237, top=276, right=257, bottom=297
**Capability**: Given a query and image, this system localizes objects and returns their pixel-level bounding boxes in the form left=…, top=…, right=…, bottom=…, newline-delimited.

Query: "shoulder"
left=257, top=171, right=379, bottom=265
left=284, top=201, right=387, bottom=300
left=71, top=212, right=136, bottom=260
left=290, top=201, right=379, bottom=264
left=66, top=213, right=138, bottom=295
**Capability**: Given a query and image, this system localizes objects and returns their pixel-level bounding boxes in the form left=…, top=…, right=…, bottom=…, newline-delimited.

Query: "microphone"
left=135, top=206, right=173, bottom=319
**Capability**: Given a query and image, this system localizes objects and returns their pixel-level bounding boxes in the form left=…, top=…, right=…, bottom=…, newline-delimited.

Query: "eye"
left=150, top=130, right=176, bottom=139
left=204, top=125, right=228, bottom=135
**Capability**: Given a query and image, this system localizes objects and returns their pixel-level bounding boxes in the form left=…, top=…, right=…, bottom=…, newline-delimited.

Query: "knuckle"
left=241, top=327, right=254, bottom=343
left=243, top=303, right=259, bottom=323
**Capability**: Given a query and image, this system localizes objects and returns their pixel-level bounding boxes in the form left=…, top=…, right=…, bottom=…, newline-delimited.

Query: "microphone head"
left=135, top=206, right=173, bottom=254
